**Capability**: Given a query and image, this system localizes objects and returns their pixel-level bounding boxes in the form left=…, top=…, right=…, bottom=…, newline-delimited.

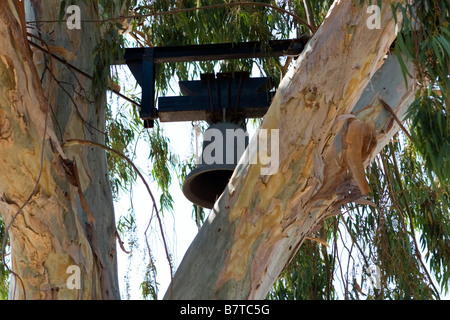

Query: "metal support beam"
left=141, top=48, right=155, bottom=128
left=158, top=72, right=274, bottom=123
left=122, top=38, right=308, bottom=127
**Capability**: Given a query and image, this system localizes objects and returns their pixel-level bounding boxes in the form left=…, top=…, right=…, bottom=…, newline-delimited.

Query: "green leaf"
left=59, top=0, right=67, bottom=23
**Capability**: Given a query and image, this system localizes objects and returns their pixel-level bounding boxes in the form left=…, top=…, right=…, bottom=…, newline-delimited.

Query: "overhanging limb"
left=162, top=0, right=410, bottom=299
left=121, top=38, right=308, bottom=127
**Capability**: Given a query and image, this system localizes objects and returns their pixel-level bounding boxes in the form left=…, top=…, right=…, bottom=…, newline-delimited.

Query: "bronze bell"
left=182, top=122, right=248, bottom=209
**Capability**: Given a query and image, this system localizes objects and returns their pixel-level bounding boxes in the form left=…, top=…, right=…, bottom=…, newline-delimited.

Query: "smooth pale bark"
left=164, top=0, right=415, bottom=299
left=0, top=1, right=119, bottom=299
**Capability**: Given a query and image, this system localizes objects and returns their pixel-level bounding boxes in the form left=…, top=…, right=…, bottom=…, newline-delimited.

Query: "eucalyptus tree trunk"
left=165, top=0, right=415, bottom=299
left=0, top=1, right=119, bottom=299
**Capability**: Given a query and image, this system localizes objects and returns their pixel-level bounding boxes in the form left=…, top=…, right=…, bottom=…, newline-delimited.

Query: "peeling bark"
left=0, top=1, right=119, bottom=299
left=165, top=0, right=415, bottom=300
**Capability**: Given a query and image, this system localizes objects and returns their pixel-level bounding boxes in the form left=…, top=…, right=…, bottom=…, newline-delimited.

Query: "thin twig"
left=62, top=138, right=174, bottom=299
left=335, top=226, right=348, bottom=299
left=381, top=148, right=440, bottom=299
left=27, top=38, right=141, bottom=108
left=28, top=32, right=101, bottom=138
left=342, top=205, right=376, bottom=291
left=143, top=206, right=160, bottom=298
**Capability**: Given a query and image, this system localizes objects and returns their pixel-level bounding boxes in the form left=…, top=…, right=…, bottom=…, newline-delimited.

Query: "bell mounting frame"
left=121, top=38, right=308, bottom=128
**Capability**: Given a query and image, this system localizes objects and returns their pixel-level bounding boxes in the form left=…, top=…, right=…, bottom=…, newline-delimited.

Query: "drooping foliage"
left=0, top=0, right=448, bottom=299
left=269, top=134, right=449, bottom=300
left=0, top=219, right=8, bottom=300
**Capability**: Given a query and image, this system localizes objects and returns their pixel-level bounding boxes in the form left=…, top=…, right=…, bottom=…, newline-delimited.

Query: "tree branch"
left=62, top=138, right=174, bottom=298
left=388, top=142, right=441, bottom=299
